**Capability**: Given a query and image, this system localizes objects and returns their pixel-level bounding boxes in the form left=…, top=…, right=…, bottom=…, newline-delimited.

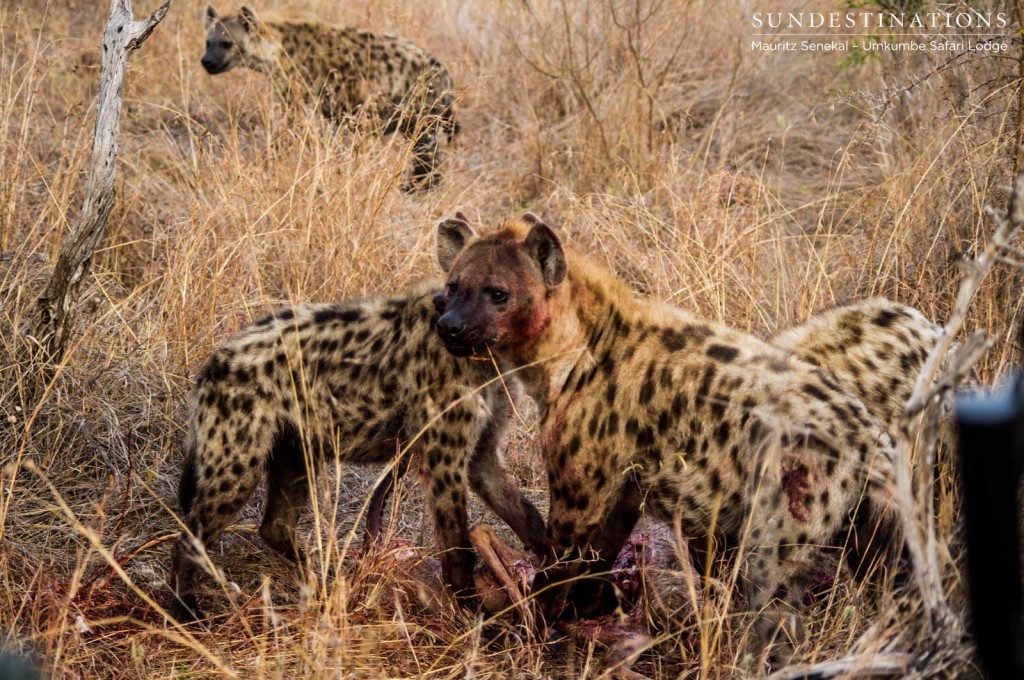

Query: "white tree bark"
left=33, top=0, right=170, bottom=362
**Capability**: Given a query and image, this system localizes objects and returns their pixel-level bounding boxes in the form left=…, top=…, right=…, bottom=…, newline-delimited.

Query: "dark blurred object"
left=956, top=372, right=1024, bottom=679
left=0, top=651, right=41, bottom=680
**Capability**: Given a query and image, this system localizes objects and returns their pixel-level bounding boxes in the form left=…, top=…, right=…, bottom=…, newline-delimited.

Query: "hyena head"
left=435, top=213, right=566, bottom=357
left=201, top=4, right=261, bottom=74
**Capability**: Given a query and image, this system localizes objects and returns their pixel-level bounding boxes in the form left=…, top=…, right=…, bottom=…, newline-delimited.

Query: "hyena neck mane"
left=234, top=18, right=318, bottom=79
left=231, top=23, right=284, bottom=77
left=522, top=246, right=644, bottom=409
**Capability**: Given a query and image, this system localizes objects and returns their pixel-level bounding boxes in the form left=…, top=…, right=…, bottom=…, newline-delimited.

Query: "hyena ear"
left=523, top=219, right=566, bottom=287
left=437, top=214, right=477, bottom=272
left=522, top=212, right=558, bottom=229
left=239, top=5, right=260, bottom=31
left=204, top=4, right=218, bottom=29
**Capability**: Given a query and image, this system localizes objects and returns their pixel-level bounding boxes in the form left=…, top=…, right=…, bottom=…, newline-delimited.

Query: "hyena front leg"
left=466, top=389, right=547, bottom=556
left=533, top=469, right=643, bottom=623
left=412, top=388, right=489, bottom=600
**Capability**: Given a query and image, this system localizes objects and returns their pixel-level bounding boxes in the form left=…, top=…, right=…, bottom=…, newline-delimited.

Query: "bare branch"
left=768, top=653, right=912, bottom=680
left=903, top=169, right=1024, bottom=417
left=127, top=1, right=171, bottom=51
left=31, top=0, right=170, bottom=363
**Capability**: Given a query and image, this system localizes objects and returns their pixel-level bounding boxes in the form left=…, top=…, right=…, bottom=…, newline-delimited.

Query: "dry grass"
left=1, top=0, right=1021, bottom=677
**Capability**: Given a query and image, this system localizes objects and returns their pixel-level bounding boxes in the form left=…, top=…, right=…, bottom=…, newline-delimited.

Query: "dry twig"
left=767, top=653, right=912, bottom=680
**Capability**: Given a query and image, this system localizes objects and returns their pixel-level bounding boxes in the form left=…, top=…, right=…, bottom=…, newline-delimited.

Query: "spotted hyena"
left=434, top=215, right=906, bottom=662
left=201, top=4, right=458, bottom=188
left=168, top=282, right=546, bottom=623
left=773, top=298, right=942, bottom=427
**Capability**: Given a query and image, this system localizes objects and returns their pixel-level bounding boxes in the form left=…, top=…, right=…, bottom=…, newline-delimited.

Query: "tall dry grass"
left=0, top=0, right=1021, bottom=677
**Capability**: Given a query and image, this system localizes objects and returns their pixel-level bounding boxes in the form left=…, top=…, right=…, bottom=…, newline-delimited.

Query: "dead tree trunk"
left=32, top=0, right=170, bottom=363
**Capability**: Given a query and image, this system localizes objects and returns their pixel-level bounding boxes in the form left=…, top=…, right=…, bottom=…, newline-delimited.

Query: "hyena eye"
left=219, top=40, right=232, bottom=49
left=488, top=289, right=508, bottom=304
left=446, top=282, right=458, bottom=296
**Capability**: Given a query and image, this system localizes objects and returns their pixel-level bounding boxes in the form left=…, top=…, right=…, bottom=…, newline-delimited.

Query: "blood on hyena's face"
left=435, top=216, right=566, bottom=358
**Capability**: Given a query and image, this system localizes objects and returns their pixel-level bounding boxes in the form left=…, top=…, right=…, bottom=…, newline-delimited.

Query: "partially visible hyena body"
left=201, top=5, right=458, bottom=188
left=773, top=298, right=943, bottom=427
left=434, top=216, right=905, bottom=662
left=169, top=282, right=546, bottom=622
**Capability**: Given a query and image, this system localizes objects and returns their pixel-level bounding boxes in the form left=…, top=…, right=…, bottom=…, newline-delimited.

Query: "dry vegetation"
left=1, top=0, right=1022, bottom=677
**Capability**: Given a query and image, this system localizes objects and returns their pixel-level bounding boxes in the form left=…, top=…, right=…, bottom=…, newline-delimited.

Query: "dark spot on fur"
left=697, top=365, right=717, bottom=400
left=658, top=410, right=672, bottom=435
left=802, top=383, right=829, bottom=403
left=874, top=308, right=902, bottom=327
left=707, top=344, right=738, bottom=362
left=714, top=421, right=730, bottom=446
left=639, top=366, right=656, bottom=404
left=636, top=426, right=655, bottom=448
left=314, top=307, right=362, bottom=325
left=606, top=412, right=620, bottom=436
left=660, top=328, right=688, bottom=351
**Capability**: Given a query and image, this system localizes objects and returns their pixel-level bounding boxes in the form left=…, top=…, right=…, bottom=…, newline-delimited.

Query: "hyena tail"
left=178, top=440, right=199, bottom=517
left=443, top=112, right=460, bottom=143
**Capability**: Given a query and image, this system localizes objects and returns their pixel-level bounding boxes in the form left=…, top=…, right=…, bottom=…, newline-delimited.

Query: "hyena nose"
left=437, top=311, right=465, bottom=339
left=200, top=57, right=216, bottom=73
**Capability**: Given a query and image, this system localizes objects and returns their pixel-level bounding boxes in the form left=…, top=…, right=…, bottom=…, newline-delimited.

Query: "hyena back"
left=773, top=298, right=942, bottom=427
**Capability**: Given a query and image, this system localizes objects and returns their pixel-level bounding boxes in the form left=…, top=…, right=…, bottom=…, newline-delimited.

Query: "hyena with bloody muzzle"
left=433, top=214, right=909, bottom=664
left=168, top=282, right=546, bottom=623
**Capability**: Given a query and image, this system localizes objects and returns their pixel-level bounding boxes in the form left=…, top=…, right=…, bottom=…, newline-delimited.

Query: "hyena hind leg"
left=168, top=417, right=274, bottom=623
left=259, top=421, right=316, bottom=562
left=363, top=452, right=413, bottom=549
left=843, top=489, right=904, bottom=587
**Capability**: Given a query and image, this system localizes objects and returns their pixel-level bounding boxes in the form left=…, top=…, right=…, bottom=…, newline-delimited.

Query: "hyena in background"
left=773, top=298, right=943, bottom=427
left=201, top=5, right=459, bottom=188
left=168, top=282, right=546, bottom=623
left=434, top=214, right=907, bottom=663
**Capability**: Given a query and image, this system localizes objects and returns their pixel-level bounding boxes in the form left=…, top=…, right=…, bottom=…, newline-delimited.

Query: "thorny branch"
left=893, top=167, right=1024, bottom=628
